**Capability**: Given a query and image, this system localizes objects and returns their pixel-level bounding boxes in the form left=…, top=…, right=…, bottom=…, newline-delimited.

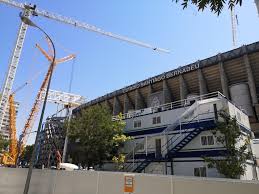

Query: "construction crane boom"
left=40, top=89, right=86, bottom=106
left=0, top=0, right=169, bottom=53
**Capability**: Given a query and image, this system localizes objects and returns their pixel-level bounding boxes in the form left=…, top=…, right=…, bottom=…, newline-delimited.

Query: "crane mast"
left=0, top=7, right=32, bottom=135
left=230, top=7, right=237, bottom=47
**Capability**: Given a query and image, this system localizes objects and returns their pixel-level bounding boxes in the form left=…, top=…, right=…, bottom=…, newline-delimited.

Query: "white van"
left=59, top=163, right=79, bottom=171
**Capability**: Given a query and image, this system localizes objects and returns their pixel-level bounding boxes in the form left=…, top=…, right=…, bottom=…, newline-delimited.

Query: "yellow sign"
left=124, top=174, right=134, bottom=193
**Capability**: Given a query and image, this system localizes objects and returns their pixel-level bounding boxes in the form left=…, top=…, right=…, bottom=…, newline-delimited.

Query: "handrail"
left=113, top=91, right=224, bottom=121
left=124, top=140, right=145, bottom=160
left=162, top=101, right=199, bottom=135
left=161, top=111, right=216, bottom=154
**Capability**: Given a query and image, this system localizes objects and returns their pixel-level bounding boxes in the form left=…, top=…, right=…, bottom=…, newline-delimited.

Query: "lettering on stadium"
left=122, top=63, right=200, bottom=93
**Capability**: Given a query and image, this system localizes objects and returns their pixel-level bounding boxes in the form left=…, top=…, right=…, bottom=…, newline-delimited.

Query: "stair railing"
left=161, top=110, right=217, bottom=157
left=122, top=138, right=146, bottom=171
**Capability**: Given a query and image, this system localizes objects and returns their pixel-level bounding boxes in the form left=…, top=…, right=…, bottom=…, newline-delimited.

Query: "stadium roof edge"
left=74, top=41, right=259, bottom=113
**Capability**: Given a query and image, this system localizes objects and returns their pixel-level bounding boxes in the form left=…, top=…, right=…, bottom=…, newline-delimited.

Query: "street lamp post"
left=20, top=13, right=56, bottom=194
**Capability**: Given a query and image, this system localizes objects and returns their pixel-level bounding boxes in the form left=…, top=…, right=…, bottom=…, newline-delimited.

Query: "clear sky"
left=0, top=0, right=259, bottom=144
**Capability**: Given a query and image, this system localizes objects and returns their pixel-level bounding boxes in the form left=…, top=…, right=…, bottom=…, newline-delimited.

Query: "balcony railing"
left=112, top=91, right=225, bottom=121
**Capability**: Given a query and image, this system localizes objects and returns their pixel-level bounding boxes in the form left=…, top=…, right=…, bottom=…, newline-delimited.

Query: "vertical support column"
left=123, top=94, right=134, bottom=113
left=148, top=84, right=153, bottom=96
left=218, top=54, right=229, bottom=99
left=198, top=69, right=208, bottom=95
left=163, top=79, right=172, bottom=103
left=104, top=100, right=113, bottom=113
left=147, top=84, right=154, bottom=107
left=243, top=46, right=258, bottom=105
left=135, top=89, right=146, bottom=110
left=179, top=75, right=188, bottom=100
left=113, top=96, right=122, bottom=115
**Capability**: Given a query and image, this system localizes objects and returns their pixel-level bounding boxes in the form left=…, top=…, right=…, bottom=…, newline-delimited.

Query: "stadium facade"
left=72, top=42, right=259, bottom=178
left=74, top=41, right=259, bottom=138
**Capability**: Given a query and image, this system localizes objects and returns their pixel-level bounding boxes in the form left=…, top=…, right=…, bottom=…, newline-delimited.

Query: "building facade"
left=94, top=92, right=258, bottom=179
left=74, top=41, right=259, bottom=138
left=112, top=92, right=257, bottom=180
left=71, top=42, right=259, bottom=179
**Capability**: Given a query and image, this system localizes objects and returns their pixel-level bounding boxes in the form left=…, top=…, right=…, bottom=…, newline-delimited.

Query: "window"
left=136, top=142, right=144, bottom=151
left=194, top=167, right=207, bottom=177
left=207, top=136, right=214, bottom=145
left=133, top=120, right=141, bottom=128
left=201, top=136, right=207, bottom=146
left=152, top=116, right=161, bottom=124
left=201, top=135, right=214, bottom=146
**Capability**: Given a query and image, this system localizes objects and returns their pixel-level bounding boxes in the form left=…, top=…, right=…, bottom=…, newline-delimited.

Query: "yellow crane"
left=1, top=95, right=17, bottom=165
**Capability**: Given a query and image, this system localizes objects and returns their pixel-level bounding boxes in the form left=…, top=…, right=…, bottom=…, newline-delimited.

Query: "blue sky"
left=0, top=0, right=259, bottom=144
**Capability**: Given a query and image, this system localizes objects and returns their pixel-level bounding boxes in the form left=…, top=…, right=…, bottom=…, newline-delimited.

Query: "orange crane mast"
left=1, top=71, right=46, bottom=165
left=16, top=39, right=75, bottom=164
left=1, top=39, right=76, bottom=166
left=1, top=95, right=17, bottom=165
left=8, top=95, right=17, bottom=159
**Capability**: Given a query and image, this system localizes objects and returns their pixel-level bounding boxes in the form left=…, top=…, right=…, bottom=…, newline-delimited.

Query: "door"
left=155, top=138, right=162, bottom=158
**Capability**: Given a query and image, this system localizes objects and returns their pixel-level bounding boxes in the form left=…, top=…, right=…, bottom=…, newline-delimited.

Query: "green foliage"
left=112, top=154, right=126, bottom=170
left=20, top=144, right=34, bottom=164
left=68, top=105, right=130, bottom=168
left=0, top=133, right=8, bottom=153
left=204, top=111, right=253, bottom=179
left=173, top=0, right=242, bottom=15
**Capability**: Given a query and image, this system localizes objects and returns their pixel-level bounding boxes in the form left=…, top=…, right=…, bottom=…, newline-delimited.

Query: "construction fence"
left=0, top=168, right=259, bottom=194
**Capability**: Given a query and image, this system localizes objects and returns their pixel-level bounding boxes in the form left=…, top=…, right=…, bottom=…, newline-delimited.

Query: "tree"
left=204, top=111, right=253, bottom=179
left=0, top=133, right=8, bottom=153
left=68, top=105, right=130, bottom=168
left=173, top=0, right=242, bottom=15
left=20, top=144, right=34, bottom=165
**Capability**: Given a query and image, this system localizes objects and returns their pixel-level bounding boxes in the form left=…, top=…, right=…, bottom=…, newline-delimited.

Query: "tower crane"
left=16, top=41, right=76, bottom=163
left=1, top=70, right=44, bottom=165
left=0, top=0, right=169, bottom=135
left=1, top=40, right=77, bottom=166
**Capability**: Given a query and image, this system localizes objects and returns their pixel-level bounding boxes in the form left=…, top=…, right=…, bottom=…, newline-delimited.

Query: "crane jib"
left=0, top=0, right=170, bottom=53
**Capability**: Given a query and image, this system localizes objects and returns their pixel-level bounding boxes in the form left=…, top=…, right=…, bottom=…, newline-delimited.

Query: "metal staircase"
left=164, top=119, right=216, bottom=158
left=131, top=119, right=216, bottom=173
left=122, top=101, right=200, bottom=172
